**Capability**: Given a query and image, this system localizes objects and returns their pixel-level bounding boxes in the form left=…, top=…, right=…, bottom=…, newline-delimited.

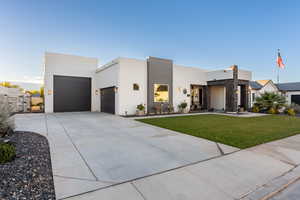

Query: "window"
left=133, top=83, right=139, bottom=91
left=154, top=84, right=169, bottom=102
left=252, top=93, right=256, bottom=102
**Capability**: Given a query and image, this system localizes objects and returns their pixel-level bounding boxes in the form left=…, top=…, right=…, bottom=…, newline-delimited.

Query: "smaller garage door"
left=291, top=95, right=300, bottom=105
left=101, top=87, right=115, bottom=114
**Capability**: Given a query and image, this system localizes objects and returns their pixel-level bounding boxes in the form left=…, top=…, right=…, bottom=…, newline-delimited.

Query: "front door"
left=191, top=85, right=203, bottom=111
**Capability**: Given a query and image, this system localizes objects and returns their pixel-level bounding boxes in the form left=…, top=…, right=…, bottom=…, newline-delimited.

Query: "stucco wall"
left=173, top=64, right=207, bottom=112
left=206, top=69, right=233, bottom=81
left=118, top=58, right=147, bottom=115
left=44, top=52, right=98, bottom=113
left=210, top=86, right=226, bottom=110
left=95, top=60, right=120, bottom=114
left=238, top=69, right=252, bottom=80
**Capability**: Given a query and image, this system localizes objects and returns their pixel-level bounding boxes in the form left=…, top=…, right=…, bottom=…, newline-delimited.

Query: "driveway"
left=14, top=112, right=239, bottom=199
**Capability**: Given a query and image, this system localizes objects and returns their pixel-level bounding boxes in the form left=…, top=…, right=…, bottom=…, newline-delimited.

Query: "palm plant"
left=254, top=92, right=286, bottom=112
left=0, top=96, right=14, bottom=137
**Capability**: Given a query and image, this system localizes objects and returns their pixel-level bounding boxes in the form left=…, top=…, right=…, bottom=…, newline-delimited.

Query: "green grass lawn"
left=137, top=114, right=300, bottom=149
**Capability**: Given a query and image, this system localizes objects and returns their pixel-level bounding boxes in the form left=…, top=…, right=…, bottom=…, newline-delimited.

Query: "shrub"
left=0, top=143, right=16, bottom=164
left=178, top=102, right=188, bottom=113
left=252, top=106, right=260, bottom=113
left=136, top=104, right=145, bottom=111
left=255, top=92, right=286, bottom=112
left=179, top=102, right=188, bottom=109
left=0, top=98, right=14, bottom=137
left=267, top=107, right=279, bottom=114
left=290, top=103, right=300, bottom=113
left=286, top=108, right=296, bottom=116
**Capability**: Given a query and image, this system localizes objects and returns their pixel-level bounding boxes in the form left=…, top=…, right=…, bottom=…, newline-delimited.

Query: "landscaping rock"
left=0, top=131, right=55, bottom=200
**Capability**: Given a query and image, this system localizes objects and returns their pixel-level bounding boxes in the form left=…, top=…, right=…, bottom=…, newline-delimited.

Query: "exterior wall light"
left=48, top=90, right=52, bottom=95
left=114, top=87, right=118, bottom=93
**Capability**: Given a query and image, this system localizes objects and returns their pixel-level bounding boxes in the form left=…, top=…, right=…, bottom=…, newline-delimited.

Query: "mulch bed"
left=0, top=132, right=55, bottom=200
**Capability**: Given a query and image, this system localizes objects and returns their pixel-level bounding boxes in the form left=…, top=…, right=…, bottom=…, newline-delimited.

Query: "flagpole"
left=277, top=65, right=280, bottom=84
left=277, top=49, right=280, bottom=84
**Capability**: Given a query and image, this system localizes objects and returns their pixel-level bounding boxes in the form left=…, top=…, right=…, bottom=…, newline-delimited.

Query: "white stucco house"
left=249, top=80, right=300, bottom=107
left=44, top=52, right=252, bottom=115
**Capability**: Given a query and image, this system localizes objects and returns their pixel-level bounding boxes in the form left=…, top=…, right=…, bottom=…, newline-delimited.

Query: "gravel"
left=0, top=132, right=55, bottom=200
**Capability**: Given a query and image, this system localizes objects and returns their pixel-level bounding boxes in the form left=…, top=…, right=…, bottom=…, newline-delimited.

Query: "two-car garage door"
left=54, top=75, right=91, bottom=112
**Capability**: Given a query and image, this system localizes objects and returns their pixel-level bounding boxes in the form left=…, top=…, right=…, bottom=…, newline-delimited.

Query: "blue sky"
left=0, top=0, right=299, bottom=87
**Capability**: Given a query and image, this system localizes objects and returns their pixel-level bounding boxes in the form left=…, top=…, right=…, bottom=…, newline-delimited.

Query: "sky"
left=0, top=0, right=299, bottom=88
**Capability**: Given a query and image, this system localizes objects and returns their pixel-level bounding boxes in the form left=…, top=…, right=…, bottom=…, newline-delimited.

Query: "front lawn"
left=137, top=114, right=300, bottom=149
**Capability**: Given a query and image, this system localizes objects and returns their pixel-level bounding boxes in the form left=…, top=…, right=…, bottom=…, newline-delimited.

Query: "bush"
left=286, top=108, right=296, bottom=116
left=179, top=102, right=188, bottom=109
left=267, top=107, right=276, bottom=114
left=252, top=106, right=260, bottom=113
left=136, top=104, right=145, bottom=111
left=0, top=143, right=16, bottom=164
left=178, top=102, right=188, bottom=113
left=290, top=103, right=300, bottom=113
left=255, top=92, right=286, bottom=112
left=0, top=98, right=14, bottom=137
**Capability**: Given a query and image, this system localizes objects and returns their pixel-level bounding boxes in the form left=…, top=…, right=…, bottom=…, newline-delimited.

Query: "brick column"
left=232, top=65, right=238, bottom=112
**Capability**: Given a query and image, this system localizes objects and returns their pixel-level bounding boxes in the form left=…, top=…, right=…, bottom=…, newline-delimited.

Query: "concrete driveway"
left=14, top=112, right=239, bottom=199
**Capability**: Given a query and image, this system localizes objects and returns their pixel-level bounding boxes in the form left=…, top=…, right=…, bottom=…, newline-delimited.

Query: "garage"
left=53, top=75, right=91, bottom=112
left=100, top=87, right=115, bottom=114
left=291, top=95, right=300, bottom=105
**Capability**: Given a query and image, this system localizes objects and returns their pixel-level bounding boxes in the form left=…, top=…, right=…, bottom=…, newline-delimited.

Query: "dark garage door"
left=54, top=75, right=91, bottom=112
left=291, top=95, right=300, bottom=105
left=101, top=87, right=115, bottom=114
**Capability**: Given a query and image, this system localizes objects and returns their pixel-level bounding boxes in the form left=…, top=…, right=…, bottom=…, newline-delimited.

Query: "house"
left=0, top=85, right=31, bottom=112
left=276, top=82, right=300, bottom=105
left=249, top=80, right=300, bottom=107
left=249, top=80, right=279, bottom=107
left=44, top=52, right=252, bottom=115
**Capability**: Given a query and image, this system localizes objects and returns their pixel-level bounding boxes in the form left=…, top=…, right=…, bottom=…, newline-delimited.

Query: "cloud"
left=8, top=76, right=43, bottom=84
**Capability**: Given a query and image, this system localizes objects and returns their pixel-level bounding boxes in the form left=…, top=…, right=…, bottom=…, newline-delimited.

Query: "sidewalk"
left=66, top=134, right=300, bottom=200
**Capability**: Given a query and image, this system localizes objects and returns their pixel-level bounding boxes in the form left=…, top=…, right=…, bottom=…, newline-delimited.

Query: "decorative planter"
left=183, top=108, right=189, bottom=113
left=136, top=110, right=145, bottom=116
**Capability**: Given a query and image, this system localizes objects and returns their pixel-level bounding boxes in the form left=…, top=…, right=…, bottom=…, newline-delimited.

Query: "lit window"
left=133, top=83, right=139, bottom=91
left=154, top=84, right=169, bottom=102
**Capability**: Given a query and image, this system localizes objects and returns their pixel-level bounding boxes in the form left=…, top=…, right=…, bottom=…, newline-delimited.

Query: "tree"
left=0, top=82, right=20, bottom=88
left=40, top=86, right=44, bottom=98
left=254, top=92, right=286, bottom=111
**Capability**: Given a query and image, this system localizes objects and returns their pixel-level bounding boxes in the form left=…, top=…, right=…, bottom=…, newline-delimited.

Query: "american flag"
left=277, top=50, right=285, bottom=69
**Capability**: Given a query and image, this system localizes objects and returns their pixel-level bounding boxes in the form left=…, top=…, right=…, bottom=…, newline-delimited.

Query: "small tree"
left=254, top=92, right=286, bottom=112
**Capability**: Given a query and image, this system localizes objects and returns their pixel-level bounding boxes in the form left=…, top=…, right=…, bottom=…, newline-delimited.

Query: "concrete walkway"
left=14, top=112, right=300, bottom=200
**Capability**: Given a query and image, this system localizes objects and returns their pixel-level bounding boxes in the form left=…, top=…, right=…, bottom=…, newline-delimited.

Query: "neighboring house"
left=276, top=82, right=300, bottom=105
left=0, top=85, right=31, bottom=112
left=249, top=80, right=300, bottom=107
left=44, top=52, right=252, bottom=115
left=249, top=80, right=279, bottom=107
